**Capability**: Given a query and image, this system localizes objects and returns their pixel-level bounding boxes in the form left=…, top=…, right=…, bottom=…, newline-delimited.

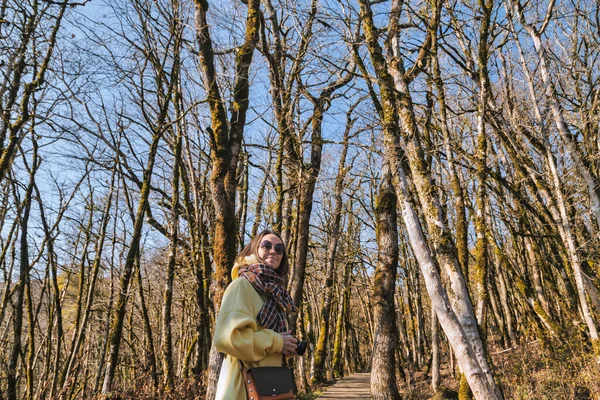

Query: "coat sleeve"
left=213, top=278, right=284, bottom=362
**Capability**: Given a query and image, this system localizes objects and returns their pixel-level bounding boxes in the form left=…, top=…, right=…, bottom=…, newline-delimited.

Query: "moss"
left=515, top=277, right=527, bottom=296
left=458, top=374, right=473, bottom=400
left=532, top=300, right=561, bottom=336
left=591, top=339, right=600, bottom=356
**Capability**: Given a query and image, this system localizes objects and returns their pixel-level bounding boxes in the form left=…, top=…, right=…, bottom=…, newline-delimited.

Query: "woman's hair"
left=236, top=229, right=289, bottom=276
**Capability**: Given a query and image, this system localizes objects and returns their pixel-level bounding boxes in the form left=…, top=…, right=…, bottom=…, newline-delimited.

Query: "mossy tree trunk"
left=181, top=132, right=213, bottom=377
left=332, top=259, right=351, bottom=379
left=101, top=7, right=184, bottom=392
left=473, top=0, right=493, bottom=327
left=193, top=0, right=261, bottom=397
left=236, top=151, right=249, bottom=249
left=370, top=165, right=401, bottom=400
left=162, top=103, right=183, bottom=391
left=391, top=0, right=502, bottom=393
left=431, top=46, right=469, bottom=280
left=101, top=130, right=167, bottom=394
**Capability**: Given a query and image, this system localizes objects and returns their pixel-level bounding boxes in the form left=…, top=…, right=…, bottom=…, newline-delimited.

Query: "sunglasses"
left=259, top=240, right=285, bottom=255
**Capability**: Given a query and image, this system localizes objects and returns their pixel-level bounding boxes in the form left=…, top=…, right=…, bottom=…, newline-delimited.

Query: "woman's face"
left=257, top=233, right=284, bottom=270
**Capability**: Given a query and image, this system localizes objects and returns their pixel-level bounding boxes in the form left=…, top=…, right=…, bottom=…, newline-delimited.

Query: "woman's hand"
left=280, top=331, right=298, bottom=357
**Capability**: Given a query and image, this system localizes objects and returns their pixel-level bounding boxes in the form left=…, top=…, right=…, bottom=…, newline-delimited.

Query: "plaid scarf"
left=238, top=263, right=296, bottom=333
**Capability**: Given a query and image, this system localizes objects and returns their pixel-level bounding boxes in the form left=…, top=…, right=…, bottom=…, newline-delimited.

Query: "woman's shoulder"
left=225, top=277, right=253, bottom=294
left=220, top=278, right=263, bottom=315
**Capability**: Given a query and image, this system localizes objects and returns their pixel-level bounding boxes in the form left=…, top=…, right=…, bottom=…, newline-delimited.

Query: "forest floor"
left=303, top=337, right=600, bottom=400
left=406, top=341, right=599, bottom=399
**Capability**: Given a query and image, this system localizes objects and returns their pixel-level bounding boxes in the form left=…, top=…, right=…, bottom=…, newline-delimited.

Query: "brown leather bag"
left=239, top=360, right=295, bottom=400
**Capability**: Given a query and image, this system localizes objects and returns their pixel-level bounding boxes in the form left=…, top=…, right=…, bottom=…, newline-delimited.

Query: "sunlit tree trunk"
left=181, top=133, right=212, bottom=377
left=391, top=0, right=499, bottom=395
left=332, top=259, right=351, bottom=379
left=473, top=0, right=492, bottom=326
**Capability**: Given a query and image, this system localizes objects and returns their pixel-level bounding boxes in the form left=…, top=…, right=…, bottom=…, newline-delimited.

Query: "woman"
left=213, top=229, right=299, bottom=399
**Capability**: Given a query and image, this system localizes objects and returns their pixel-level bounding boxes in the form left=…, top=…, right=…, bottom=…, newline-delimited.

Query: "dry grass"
left=493, top=339, right=600, bottom=399
left=397, top=336, right=600, bottom=399
left=327, top=334, right=600, bottom=400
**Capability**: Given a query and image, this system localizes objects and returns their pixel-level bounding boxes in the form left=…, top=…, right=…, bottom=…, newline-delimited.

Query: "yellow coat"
left=214, top=257, right=284, bottom=400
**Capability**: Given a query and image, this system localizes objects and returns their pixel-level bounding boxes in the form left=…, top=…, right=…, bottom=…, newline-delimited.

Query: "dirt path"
left=315, top=373, right=371, bottom=399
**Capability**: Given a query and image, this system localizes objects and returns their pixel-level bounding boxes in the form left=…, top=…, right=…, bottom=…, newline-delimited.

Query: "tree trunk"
left=162, top=116, right=183, bottom=391
left=193, top=0, right=261, bottom=396
left=370, top=165, right=401, bottom=400
left=60, top=170, right=117, bottom=394
left=473, top=0, right=493, bottom=328
left=288, top=67, right=353, bottom=331
left=331, top=265, right=348, bottom=379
